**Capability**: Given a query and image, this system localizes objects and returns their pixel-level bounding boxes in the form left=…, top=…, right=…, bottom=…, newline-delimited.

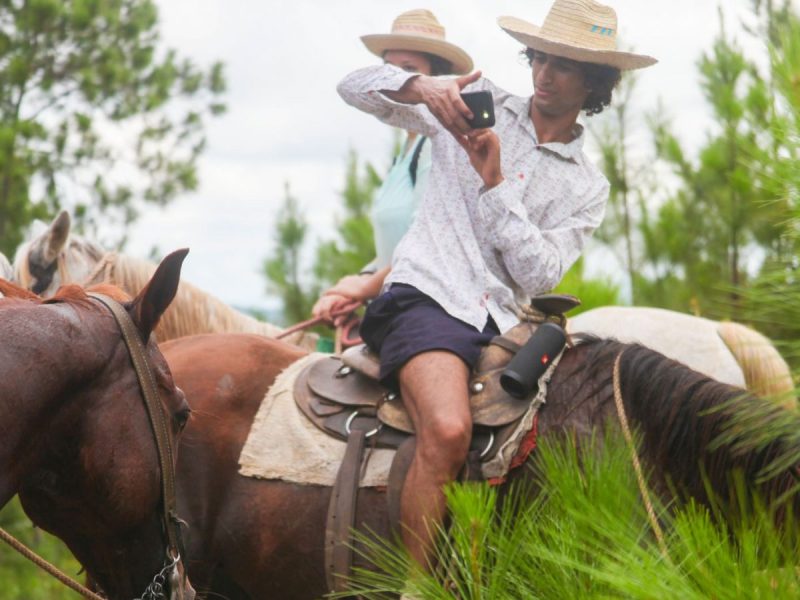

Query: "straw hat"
left=498, top=0, right=656, bottom=71
left=361, top=9, right=473, bottom=75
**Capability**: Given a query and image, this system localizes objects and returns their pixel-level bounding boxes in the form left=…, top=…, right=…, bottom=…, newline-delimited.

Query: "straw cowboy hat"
left=361, top=9, right=473, bottom=75
left=498, top=0, right=657, bottom=70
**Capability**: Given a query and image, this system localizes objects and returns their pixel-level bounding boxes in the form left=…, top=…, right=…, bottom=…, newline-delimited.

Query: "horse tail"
left=716, top=321, right=795, bottom=408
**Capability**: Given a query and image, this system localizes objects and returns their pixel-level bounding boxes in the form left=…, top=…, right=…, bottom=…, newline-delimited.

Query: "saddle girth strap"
left=325, top=428, right=367, bottom=593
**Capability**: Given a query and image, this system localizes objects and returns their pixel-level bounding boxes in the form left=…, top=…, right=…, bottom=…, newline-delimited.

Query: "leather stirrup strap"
left=325, top=428, right=367, bottom=593
left=387, top=438, right=416, bottom=537
left=489, top=335, right=521, bottom=355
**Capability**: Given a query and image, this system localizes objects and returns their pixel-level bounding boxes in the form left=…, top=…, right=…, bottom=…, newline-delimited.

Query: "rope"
left=276, top=299, right=362, bottom=341
left=81, top=252, right=117, bottom=287
left=612, top=351, right=671, bottom=560
left=517, top=303, right=568, bottom=330
left=0, top=526, right=106, bottom=599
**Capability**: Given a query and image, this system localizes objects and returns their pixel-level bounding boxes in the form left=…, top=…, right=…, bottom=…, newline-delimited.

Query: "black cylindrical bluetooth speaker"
left=500, top=322, right=567, bottom=399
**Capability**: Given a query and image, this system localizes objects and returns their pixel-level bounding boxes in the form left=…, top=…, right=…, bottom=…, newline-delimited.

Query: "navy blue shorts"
left=360, top=283, right=499, bottom=386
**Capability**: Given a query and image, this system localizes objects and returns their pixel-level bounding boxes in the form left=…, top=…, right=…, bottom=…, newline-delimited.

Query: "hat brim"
left=361, top=33, right=474, bottom=75
left=498, top=16, right=657, bottom=71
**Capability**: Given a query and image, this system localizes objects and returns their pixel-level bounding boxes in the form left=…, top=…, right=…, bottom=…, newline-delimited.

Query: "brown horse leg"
left=397, top=351, right=471, bottom=569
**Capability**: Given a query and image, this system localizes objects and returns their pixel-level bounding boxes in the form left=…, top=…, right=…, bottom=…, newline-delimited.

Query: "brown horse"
left=162, top=332, right=800, bottom=599
left=0, top=251, right=195, bottom=600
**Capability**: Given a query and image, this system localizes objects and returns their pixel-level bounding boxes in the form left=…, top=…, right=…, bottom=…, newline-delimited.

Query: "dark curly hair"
left=523, top=48, right=621, bottom=116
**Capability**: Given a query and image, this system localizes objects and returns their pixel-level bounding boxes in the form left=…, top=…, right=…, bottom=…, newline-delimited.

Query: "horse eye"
left=175, top=407, right=191, bottom=431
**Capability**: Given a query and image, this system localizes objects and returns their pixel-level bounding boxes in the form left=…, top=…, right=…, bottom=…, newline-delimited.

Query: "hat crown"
left=390, top=9, right=446, bottom=41
left=541, top=0, right=618, bottom=51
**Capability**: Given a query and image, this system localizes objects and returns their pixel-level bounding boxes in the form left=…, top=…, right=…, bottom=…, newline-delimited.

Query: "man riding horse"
left=338, top=0, right=656, bottom=569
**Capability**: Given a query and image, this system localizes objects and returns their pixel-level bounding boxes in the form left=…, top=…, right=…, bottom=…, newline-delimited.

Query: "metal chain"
left=134, top=554, right=179, bottom=600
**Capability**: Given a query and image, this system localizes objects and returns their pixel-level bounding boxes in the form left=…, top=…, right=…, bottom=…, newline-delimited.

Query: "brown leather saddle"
left=292, top=294, right=579, bottom=593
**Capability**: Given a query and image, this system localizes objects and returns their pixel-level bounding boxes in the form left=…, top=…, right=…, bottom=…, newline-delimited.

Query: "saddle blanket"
left=238, top=353, right=396, bottom=487
left=238, top=351, right=559, bottom=487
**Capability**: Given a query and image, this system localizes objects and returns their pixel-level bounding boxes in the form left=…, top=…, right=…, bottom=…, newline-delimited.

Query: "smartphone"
left=460, top=90, right=495, bottom=129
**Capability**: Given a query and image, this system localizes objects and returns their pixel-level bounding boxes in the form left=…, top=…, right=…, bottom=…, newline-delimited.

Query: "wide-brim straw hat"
left=361, top=9, right=473, bottom=75
left=498, top=0, right=657, bottom=71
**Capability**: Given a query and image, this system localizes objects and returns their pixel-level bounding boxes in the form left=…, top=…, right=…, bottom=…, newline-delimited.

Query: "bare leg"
left=397, top=351, right=471, bottom=568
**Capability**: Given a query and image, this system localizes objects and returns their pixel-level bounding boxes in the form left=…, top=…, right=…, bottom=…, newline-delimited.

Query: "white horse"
left=569, top=306, right=795, bottom=405
left=13, top=211, right=316, bottom=350
left=0, top=252, right=12, bottom=297
left=0, top=252, right=11, bottom=280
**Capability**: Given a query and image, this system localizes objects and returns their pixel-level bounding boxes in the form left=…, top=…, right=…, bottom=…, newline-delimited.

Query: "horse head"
left=13, top=210, right=107, bottom=296
left=7, top=249, right=195, bottom=600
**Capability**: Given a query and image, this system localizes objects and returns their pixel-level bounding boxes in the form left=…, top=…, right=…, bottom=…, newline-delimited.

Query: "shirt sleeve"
left=337, top=64, right=442, bottom=137
left=476, top=175, right=609, bottom=295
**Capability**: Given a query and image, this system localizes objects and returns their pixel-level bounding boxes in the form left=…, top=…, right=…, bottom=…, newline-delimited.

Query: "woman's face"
left=383, top=50, right=433, bottom=76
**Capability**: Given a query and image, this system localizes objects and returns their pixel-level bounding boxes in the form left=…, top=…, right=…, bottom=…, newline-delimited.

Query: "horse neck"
left=114, top=255, right=283, bottom=340
left=0, top=302, right=109, bottom=505
left=587, top=339, right=795, bottom=507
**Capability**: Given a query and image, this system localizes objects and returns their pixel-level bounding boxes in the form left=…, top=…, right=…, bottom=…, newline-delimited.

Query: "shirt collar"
left=504, top=95, right=585, bottom=162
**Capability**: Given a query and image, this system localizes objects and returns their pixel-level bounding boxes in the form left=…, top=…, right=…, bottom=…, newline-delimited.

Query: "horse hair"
left=575, top=335, right=800, bottom=515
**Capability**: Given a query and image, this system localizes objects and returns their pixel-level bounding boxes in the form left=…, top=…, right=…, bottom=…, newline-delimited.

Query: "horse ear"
left=43, top=210, right=71, bottom=263
left=128, top=248, right=189, bottom=342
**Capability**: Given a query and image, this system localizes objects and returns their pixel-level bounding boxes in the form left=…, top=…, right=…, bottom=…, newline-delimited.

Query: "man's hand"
left=457, top=129, right=504, bottom=189
left=384, top=70, right=482, bottom=136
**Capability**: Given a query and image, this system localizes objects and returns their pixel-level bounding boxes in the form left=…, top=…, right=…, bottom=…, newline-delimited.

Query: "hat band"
left=392, top=23, right=445, bottom=38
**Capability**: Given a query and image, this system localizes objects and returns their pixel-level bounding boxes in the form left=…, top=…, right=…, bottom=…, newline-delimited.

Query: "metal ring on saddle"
left=344, top=409, right=382, bottom=438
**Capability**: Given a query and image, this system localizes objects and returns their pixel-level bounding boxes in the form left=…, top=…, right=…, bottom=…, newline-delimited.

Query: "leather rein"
left=0, top=294, right=186, bottom=600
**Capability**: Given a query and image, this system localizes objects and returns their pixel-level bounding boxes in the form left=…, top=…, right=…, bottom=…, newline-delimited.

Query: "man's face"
left=383, top=50, right=433, bottom=76
left=530, top=51, right=590, bottom=117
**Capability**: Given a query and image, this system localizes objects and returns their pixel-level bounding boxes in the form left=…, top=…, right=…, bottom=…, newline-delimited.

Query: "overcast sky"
left=124, top=0, right=769, bottom=312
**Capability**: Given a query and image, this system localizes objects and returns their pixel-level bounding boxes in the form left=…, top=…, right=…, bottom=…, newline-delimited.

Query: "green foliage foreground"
left=345, top=430, right=800, bottom=599
left=0, top=498, right=81, bottom=599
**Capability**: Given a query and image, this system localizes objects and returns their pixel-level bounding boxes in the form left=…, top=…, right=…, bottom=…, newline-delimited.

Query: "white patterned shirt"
left=338, top=64, right=609, bottom=333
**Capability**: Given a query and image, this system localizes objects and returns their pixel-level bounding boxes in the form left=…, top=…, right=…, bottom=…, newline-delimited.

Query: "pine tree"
left=0, top=0, right=226, bottom=254
left=263, top=182, right=317, bottom=325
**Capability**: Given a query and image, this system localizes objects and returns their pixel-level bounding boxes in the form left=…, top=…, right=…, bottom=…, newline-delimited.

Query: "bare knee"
left=417, top=414, right=471, bottom=473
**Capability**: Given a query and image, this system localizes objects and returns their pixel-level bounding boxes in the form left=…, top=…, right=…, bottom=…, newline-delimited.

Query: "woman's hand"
left=327, top=274, right=374, bottom=301
left=311, top=266, right=390, bottom=325
left=312, top=293, right=360, bottom=326
left=456, top=128, right=504, bottom=189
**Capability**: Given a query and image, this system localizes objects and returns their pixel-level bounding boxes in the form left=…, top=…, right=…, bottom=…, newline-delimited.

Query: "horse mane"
left=576, top=336, right=800, bottom=513
left=13, top=240, right=73, bottom=292
left=0, top=278, right=41, bottom=301
left=15, top=237, right=312, bottom=346
left=110, top=254, right=286, bottom=341
left=0, top=278, right=129, bottom=309
left=84, top=283, right=131, bottom=302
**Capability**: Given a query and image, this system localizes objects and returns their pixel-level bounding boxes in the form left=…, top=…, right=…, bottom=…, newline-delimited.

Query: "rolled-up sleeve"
left=337, top=64, right=441, bottom=137
left=476, top=176, right=609, bottom=295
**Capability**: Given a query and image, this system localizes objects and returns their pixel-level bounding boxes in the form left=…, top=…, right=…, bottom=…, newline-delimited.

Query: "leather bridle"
left=89, top=293, right=187, bottom=597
